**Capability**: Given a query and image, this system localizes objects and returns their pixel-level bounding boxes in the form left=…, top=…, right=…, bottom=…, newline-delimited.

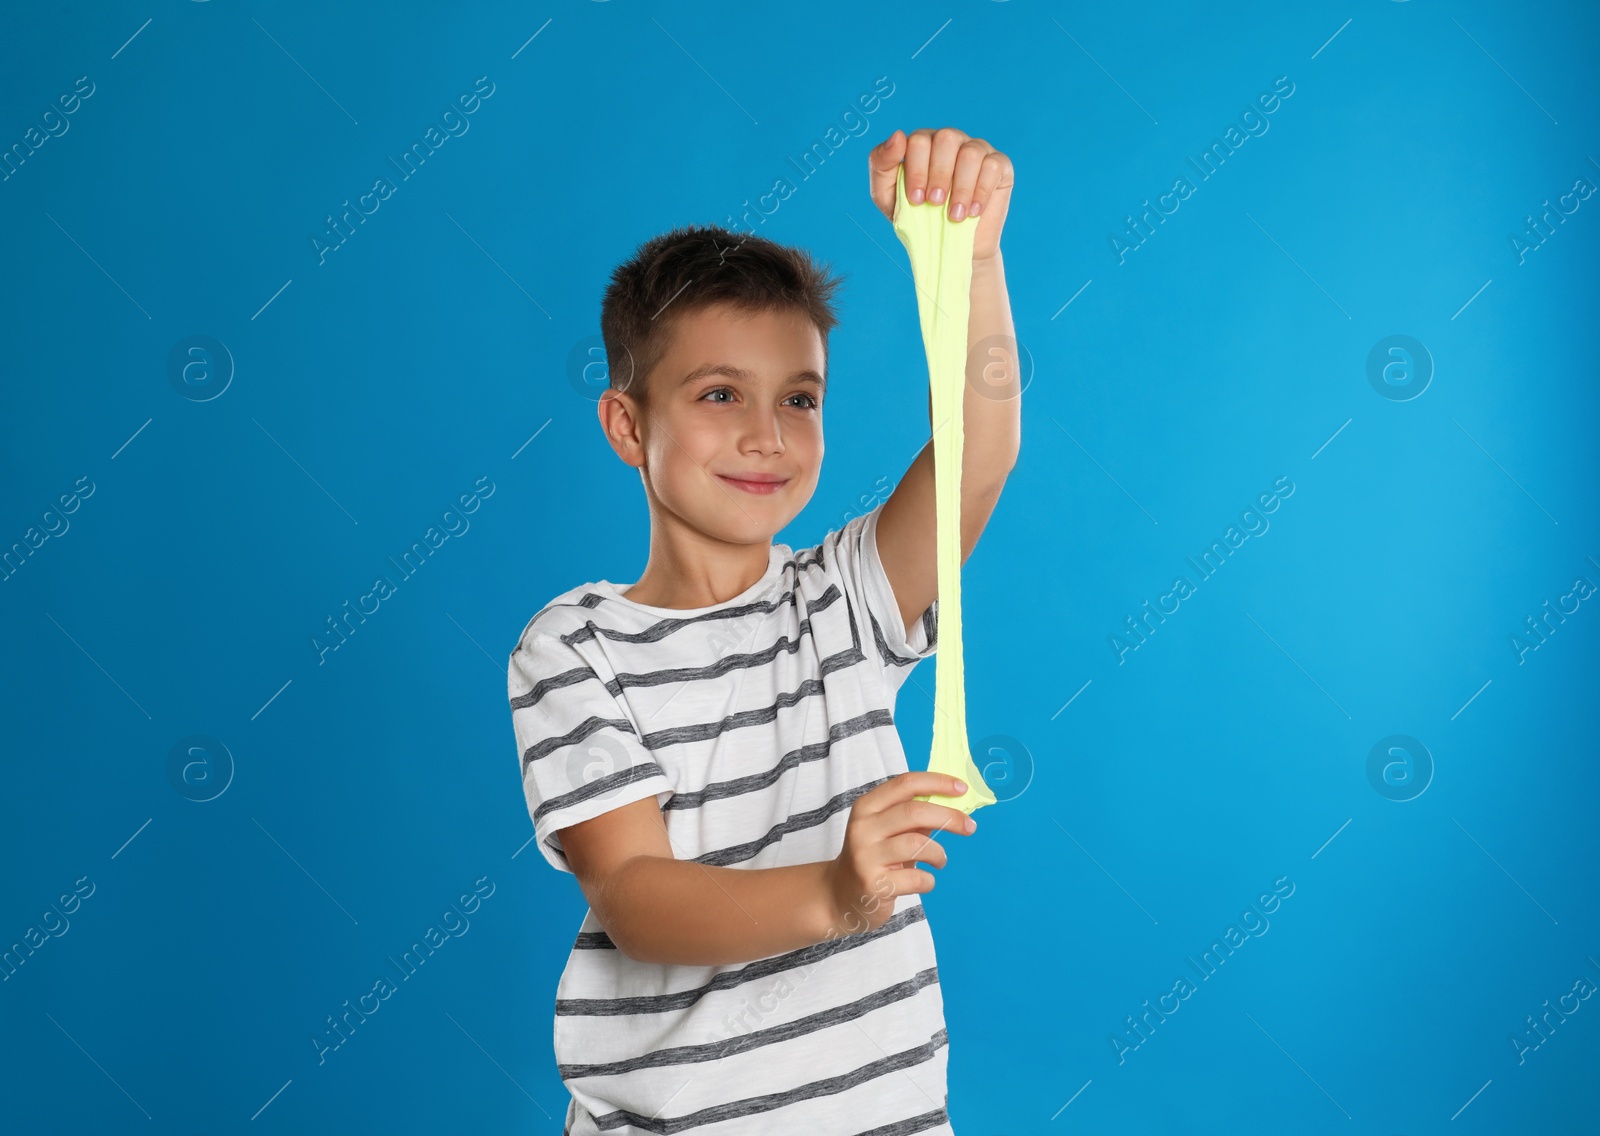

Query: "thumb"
left=868, top=130, right=907, bottom=221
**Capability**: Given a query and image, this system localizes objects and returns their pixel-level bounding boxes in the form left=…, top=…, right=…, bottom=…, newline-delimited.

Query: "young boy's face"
left=608, top=302, right=826, bottom=546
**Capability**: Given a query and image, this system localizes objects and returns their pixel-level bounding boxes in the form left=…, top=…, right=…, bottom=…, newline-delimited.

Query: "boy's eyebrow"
left=678, top=363, right=826, bottom=393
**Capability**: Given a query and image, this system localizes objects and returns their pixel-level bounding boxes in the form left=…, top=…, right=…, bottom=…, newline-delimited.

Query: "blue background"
left=2, top=1, right=1597, bottom=1132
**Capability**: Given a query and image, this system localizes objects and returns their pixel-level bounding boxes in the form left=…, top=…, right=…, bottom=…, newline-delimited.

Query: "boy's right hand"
left=823, top=772, right=976, bottom=936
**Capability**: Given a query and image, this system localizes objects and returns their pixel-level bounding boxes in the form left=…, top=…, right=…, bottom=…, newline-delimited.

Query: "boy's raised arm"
left=866, top=128, right=1021, bottom=636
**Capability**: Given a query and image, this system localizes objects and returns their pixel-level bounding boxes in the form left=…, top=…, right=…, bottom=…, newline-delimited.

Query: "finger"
left=922, top=127, right=968, bottom=208
left=890, top=800, right=973, bottom=837
left=888, top=865, right=937, bottom=895
left=888, top=830, right=948, bottom=869
left=908, top=775, right=976, bottom=810
left=883, top=774, right=966, bottom=819
left=862, top=772, right=967, bottom=815
left=867, top=130, right=908, bottom=221
left=969, top=149, right=1013, bottom=219
left=901, top=769, right=968, bottom=795
left=868, top=863, right=936, bottom=899
left=901, top=128, right=934, bottom=204
left=947, top=138, right=989, bottom=221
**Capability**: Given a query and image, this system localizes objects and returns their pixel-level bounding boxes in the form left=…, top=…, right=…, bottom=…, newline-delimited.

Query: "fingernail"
left=909, top=186, right=924, bottom=204
left=969, top=200, right=982, bottom=216
left=966, top=817, right=978, bottom=832
left=953, top=780, right=967, bottom=793
left=930, top=187, right=945, bottom=204
left=951, top=202, right=965, bottom=221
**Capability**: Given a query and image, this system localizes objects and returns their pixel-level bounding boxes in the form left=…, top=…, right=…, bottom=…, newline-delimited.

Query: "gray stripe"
left=540, top=708, right=896, bottom=833
left=513, top=526, right=851, bottom=668
left=510, top=586, right=854, bottom=716
left=870, top=598, right=938, bottom=669
left=564, top=576, right=813, bottom=650
left=558, top=969, right=943, bottom=1081
left=519, top=648, right=877, bottom=775
left=664, top=710, right=894, bottom=811
left=572, top=928, right=619, bottom=950
left=511, top=555, right=797, bottom=639
left=640, top=671, right=836, bottom=752
left=519, top=713, right=642, bottom=772
left=559, top=904, right=927, bottom=1004
left=581, top=1026, right=950, bottom=1133
left=690, top=777, right=890, bottom=868
left=509, top=659, right=609, bottom=714
left=509, top=660, right=600, bottom=711
left=530, top=759, right=669, bottom=829
left=851, top=1107, right=952, bottom=1136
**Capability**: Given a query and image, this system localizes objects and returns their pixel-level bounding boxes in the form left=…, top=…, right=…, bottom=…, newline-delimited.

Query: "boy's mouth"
left=717, top=474, right=790, bottom=495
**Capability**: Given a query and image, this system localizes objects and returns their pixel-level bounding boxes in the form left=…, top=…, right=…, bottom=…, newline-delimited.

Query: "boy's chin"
left=695, top=497, right=809, bottom=544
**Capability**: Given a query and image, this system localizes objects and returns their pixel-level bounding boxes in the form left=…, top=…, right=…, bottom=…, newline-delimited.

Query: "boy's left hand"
left=868, top=127, right=1014, bottom=261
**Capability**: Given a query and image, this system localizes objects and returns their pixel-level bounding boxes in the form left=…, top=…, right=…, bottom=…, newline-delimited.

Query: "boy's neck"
left=621, top=539, right=774, bottom=610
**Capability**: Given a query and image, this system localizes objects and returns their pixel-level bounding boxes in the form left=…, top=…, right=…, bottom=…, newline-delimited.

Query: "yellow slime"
left=891, top=162, right=998, bottom=817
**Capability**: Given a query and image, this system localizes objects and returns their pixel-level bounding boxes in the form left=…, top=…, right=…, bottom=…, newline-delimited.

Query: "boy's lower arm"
left=602, top=855, right=838, bottom=967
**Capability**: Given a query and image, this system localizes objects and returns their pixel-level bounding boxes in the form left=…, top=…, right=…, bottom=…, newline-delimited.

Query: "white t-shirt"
left=507, top=500, right=955, bottom=1135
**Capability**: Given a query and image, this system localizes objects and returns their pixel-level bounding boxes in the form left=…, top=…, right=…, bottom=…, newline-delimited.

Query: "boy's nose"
left=737, top=413, right=786, bottom=452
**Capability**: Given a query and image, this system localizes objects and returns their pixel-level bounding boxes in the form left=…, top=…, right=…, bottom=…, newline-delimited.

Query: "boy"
left=508, top=127, right=1018, bottom=1133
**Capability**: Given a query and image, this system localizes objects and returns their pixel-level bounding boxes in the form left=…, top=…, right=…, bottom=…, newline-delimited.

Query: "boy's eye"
left=699, top=387, right=819, bottom=410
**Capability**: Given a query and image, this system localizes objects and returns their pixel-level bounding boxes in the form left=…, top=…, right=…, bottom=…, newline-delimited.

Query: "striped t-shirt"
left=507, top=500, right=955, bottom=1135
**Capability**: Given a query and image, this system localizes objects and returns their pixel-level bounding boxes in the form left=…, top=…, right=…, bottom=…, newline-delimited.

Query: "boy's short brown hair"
left=599, top=224, right=846, bottom=410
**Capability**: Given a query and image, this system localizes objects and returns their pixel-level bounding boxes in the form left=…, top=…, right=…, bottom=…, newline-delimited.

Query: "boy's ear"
left=597, top=390, right=647, bottom=469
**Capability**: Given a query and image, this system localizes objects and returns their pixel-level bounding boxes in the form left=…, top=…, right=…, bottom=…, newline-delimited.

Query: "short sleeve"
left=826, top=501, right=938, bottom=671
left=507, top=629, right=674, bottom=875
